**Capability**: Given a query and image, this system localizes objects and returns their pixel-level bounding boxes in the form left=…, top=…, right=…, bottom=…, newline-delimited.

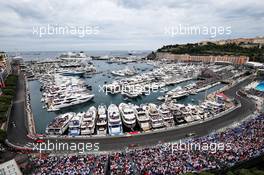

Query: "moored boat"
left=45, top=112, right=75, bottom=135
left=133, top=105, right=151, bottom=131
left=119, top=103, right=136, bottom=130
left=108, top=104, right=123, bottom=136
left=96, top=105, right=108, bottom=135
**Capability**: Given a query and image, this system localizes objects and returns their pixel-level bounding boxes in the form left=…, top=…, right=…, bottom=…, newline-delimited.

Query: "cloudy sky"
left=0, top=0, right=263, bottom=51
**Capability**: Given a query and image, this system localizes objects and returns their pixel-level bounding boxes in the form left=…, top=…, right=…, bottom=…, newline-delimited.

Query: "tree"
left=0, top=129, right=6, bottom=143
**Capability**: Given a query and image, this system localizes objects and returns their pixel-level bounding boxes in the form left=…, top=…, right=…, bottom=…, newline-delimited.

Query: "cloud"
left=0, top=0, right=263, bottom=51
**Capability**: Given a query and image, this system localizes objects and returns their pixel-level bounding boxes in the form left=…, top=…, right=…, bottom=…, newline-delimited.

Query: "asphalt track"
left=7, top=73, right=32, bottom=146
left=6, top=74, right=255, bottom=153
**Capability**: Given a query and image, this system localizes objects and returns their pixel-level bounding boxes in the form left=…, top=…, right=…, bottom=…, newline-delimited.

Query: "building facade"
left=156, top=52, right=249, bottom=65
left=0, top=52, right=11, bottom=87
left=0, top=159, right=22, bottom=175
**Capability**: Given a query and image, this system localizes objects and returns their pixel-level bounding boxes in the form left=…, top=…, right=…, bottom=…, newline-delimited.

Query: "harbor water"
left=23, top=51, right=225, bottom=134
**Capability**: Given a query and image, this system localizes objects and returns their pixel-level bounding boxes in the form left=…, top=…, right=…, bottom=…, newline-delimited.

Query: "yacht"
left=133, top=105, right=151, bottom=131
left=59, top=51, right=92, bottom=60
left=158, top=103, right=175, bottom=127
left=111, top=67, right=137, bottom=77
left=144, top=103, right=164, bottom=129
left=81, top=106, right=96, bottom=135
left=68, top=112, right=83, bottom=136
left=119, top=103, right=136, bottom=130
left=168, top=90, right=189, bottom=100
left=166, top=86, right=189, bottom=99
left=108, top=104, right=123, bottom=136
left=45, top=112, right=75, bottom=135
left=187, top=104, right=201, bottom=121
left=61, top=71, right=85, bottom=77
left=169, top=103, right=185, bottom=124
left=47, top=93, right=94, bottom=112
left=121, top=87, right=142, bottom=98
left=96, top=105, right=108, bottom=135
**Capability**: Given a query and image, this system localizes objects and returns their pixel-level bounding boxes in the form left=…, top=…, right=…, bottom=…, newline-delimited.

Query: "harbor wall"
left=24, top=76, right=36, bottom=136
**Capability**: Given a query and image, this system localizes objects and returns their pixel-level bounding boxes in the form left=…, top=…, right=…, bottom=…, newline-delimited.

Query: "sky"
left=0, top=0, right=263, bottom=51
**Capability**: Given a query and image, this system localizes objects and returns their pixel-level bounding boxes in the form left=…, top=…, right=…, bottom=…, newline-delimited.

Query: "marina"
left=22, top=54, right=242, bottom=135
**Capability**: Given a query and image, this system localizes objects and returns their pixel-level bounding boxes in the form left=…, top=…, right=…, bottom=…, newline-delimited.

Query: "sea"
left=8, top=51, right=225, bottom=134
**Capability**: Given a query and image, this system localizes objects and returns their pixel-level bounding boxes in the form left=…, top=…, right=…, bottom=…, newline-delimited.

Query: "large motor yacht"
left=133, top=105, right=151, bottom=131
left=45, top=112, right=75, bottom=135
left=119, top=103, right=136, bottom=130
left=96, top=105, right=108, bottom=135
left=158, top=103, right=175, bottom=127
left=108, top=104, right=123, bottom=136
left=81, top=106, right=96, bottom=135
left=59, top=51, right=92, bottom=61
left=47, top=93, right=94, bottom=112
left=68, top=112, right=83, bottom=136
left=144, top=103, right=164, bottom=129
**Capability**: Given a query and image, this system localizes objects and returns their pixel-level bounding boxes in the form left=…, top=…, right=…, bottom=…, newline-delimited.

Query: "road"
left=6, top=73, right=32, bottom=147
left=6, top=75, right=256, bottom=153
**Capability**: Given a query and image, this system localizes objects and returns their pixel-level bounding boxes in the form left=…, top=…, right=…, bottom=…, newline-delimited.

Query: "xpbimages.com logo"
left=27, top=140, right=100, bottom=153
left=164, top=24, right=232, bottom=38
left=32, top=24, right=100, bottom=38
left=168, top=140, right=232, bottom=154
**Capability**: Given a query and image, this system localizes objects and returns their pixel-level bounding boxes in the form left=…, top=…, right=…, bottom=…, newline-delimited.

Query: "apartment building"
left=0, top=52, right=11, bottom=87
left=156, top=52, right=249, bottom=65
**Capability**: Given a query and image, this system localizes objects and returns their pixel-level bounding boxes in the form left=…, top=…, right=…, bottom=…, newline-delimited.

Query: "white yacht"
left=59, top=51, right=92, bottom=61
left=47, top=93, right=94, bottom=112
left=167, top=90, right=189, bottom=100
left=68, top=112, right=83, bottom=136
left=144, top=103, right=164, bottom=129
left=108, top=104, right=123, bottom=136
left=119, top=103, right=136, bottom=130
left=133, top=105, right=151, bottom=131
left=158, top=103, right=175, bottom=127
left=81, top=106, right=96, bottom=135
left=169, top=103, right=185, bottom=124
left=45, top=112, right=75, bottom=135
left=96, top=105, right=108, bottom=135
left=122, top=89, right=141, bottom=98
left=111, top=67, right=137, bottom=77
left=187, top=104, right=201, bottom=121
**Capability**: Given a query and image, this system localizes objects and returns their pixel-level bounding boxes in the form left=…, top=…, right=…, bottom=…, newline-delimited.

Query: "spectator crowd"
left=30, top=114, right=264, bottom=175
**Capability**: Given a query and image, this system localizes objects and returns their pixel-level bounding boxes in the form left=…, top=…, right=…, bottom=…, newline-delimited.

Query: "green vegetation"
left=0, top=75, right=17, bottom=124
left=157, top=43, right=264, bottom=63
left=0, top=129, right=6, bottom=143
left=4, top=75, right=18, bottom=86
